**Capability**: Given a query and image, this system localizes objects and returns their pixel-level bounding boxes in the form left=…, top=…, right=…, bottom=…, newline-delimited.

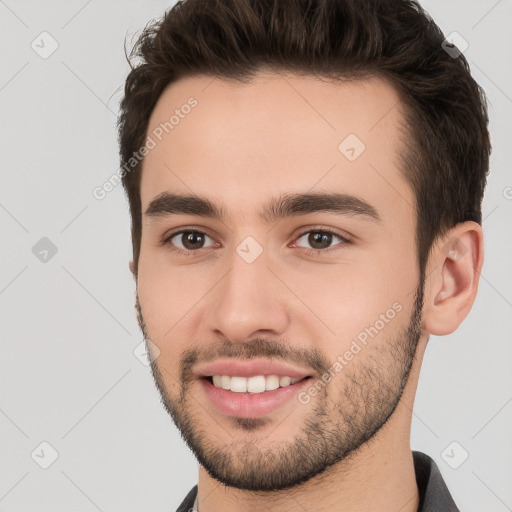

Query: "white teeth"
left=265, top=375, right=280, bottom=391
left=279, top=376, right=291, bottom=387
left=247, top=375, right=266, bottom=393
left=210, top=374, right=305, bottom=393
left=221, top=375, right=231, bottom=390
left=230, top=376, right=247, bottom=393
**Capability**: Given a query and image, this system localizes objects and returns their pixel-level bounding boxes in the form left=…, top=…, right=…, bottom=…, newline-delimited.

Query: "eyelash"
left=161, top=226, right=352, bottom=258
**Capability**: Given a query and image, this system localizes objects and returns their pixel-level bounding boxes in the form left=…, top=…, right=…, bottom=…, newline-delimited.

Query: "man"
left=117, top=0, right=490, bottom=510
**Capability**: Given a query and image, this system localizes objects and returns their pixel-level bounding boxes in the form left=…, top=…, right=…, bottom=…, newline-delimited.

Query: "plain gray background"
left=1, top=0, right=511, bottom=510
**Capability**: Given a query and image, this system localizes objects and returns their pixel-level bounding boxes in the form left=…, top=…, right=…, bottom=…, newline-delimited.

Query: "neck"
left=196, top=339, right=427, bottom=512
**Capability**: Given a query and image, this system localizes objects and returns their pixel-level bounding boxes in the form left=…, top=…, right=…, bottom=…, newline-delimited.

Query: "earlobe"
left=129, top=260, right=136, bottom=277
left=422, top=222, right=484, bottom=336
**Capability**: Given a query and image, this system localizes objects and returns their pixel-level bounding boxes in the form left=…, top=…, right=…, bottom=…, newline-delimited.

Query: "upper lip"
left=195, top=359, right=313, bottom=379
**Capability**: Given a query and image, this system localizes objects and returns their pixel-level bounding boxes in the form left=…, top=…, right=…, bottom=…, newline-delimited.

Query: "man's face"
left=136, top=72, right=425, bottom=491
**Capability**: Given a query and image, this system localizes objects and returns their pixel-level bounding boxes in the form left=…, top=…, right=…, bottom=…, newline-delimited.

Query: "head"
left=118, top=0, right=489, bottom=492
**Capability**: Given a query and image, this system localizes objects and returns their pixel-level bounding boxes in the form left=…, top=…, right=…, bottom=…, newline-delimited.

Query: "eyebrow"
left=144, top=191, right=380, bottom=224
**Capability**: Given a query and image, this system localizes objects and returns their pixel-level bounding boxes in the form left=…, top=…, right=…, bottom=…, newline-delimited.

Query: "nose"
left=207, top=249, right=290, bottom=343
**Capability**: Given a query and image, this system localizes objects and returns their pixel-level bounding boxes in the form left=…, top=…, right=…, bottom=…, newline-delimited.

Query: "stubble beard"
left=136, top=280, right=424, bottom=492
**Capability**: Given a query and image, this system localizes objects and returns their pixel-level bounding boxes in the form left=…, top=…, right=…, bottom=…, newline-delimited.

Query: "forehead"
left=140, top=71, right=414, bottom=224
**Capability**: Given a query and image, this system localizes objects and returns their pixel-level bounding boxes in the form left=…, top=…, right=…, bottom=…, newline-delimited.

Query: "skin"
left=132, top=72, right=484, bottom=512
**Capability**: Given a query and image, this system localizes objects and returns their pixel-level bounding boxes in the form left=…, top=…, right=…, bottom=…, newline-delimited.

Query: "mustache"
left=180, top=338, right=331, bottom=382
left=135, top=294, right=331, bottom=378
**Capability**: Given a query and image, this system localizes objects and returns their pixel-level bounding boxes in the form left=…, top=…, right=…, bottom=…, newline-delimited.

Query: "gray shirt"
left=175, top=450, right=460, bottom=512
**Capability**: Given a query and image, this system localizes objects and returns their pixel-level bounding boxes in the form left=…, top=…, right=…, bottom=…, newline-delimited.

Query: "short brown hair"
left=118, top=0, right=491, bottom=276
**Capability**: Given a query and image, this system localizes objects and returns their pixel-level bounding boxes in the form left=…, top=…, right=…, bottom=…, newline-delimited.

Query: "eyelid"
left=293, top=225, right=353, bottom=242
left=162, top=225, right=214, bottom=240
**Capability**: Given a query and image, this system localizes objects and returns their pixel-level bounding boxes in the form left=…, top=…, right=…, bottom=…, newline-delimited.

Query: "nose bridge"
left=209, top=241, right=289, bottom=341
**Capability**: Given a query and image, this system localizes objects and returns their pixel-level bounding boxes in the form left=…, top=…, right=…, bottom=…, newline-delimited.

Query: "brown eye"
left=308, top=232, right=334, bottom=250
left=165, top=230, right=216, bottom=252
left=295, top=229, right=347, bottom=252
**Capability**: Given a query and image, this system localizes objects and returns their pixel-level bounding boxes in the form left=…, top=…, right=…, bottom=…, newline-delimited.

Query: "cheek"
left=137, top=274, right=191, bottom=383
left=138, top=277, right=187, bottom=341
left=283, top=253, right=416, bottom=347
left=137, top=249, right=216, bottom=347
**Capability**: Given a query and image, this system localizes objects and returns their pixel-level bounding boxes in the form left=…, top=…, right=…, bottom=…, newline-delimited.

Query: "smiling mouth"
left=203, top=375, right=312, bottom=394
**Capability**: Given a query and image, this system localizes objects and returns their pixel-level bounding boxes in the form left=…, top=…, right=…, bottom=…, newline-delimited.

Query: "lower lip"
left=199, top=377, right=312, bottom=418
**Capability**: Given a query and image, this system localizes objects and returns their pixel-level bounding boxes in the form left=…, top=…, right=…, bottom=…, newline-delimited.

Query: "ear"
left=422, top=221, right=484, bottom=336
left=129, top=260, right=136, bottom=278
